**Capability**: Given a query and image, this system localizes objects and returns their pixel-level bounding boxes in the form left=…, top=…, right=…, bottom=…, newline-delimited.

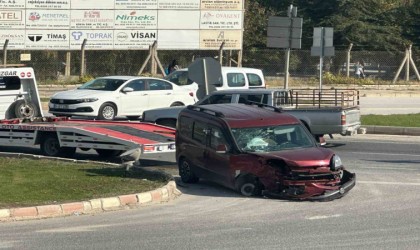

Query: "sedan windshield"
left=231, top=124, right=315, bottom=153
left=78, top=78, right=127, bottom=91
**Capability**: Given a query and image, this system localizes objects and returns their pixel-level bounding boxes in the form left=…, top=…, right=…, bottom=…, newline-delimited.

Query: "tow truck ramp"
left=0, top=117, right=176, bottom=158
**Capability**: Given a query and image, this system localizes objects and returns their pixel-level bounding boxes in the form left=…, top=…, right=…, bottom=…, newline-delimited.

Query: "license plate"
left=54, top=104, right=68, bottom=109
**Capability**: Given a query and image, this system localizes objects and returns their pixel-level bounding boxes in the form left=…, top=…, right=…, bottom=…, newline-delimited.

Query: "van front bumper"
left=263, top=170, right=356, bottom=201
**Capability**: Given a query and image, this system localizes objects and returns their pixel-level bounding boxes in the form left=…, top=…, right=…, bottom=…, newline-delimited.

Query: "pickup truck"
left=141, top=88, right=362, bottom=140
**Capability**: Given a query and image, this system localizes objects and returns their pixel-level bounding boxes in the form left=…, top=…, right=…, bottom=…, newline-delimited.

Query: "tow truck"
left=0, top=117, right=176, bottom=158
left=0, top=67, right=176, bottom=158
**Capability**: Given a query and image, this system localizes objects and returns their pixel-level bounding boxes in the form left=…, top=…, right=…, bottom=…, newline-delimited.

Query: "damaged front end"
left=255, top=154, right=356, bottom=201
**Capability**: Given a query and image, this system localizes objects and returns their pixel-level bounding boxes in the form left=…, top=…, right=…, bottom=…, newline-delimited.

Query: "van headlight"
left=330, top=155, right=343, bottom=171
left=76, top=98, right=98, bottom=103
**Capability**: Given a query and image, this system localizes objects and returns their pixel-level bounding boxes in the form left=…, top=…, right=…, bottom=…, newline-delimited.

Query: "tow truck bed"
left=0, top=117, right=176, bottom=157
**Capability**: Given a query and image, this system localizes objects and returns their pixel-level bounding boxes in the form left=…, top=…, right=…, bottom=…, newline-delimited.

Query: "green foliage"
left=78, top=74, right=94, bottom=84
left=361, top=113, right=420, bottom=127
left=246, top=0, right=417, bottom=51
left=323, top=72, right=375, bottom=85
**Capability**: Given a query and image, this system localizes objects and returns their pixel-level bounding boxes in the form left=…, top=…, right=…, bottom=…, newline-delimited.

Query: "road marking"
left=346, top=151, right=420, bottom=157
left=306, top=214, right=341, bottom=220
left=358, top=181, right=420, bottom=186
left=37, top=224, right=112, bottom=233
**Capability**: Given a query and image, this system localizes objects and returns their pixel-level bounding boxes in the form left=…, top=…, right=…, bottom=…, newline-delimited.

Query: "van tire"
left=236, top=175, right=263, bottom=197
left=13, top=100, right=39, bottom=118
left=179, top=158, right=199, bottom=183
left=40, top=134, right=76, bottom=157
left=98, top=103, right=117, bottom=120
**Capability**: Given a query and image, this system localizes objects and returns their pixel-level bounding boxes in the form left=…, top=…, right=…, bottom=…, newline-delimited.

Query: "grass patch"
left=361, top=113, right=420, bottom=127
left=0, top=157, right=169, bottom=208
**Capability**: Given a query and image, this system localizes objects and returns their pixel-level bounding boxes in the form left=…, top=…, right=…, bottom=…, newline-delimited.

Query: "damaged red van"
left=176, top=103, right=355, bottom=201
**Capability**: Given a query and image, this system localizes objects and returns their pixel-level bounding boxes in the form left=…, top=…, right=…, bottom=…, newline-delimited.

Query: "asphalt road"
left=360, top=95, right=420, bottom=115
left=1, top=134, right=419, bottom=249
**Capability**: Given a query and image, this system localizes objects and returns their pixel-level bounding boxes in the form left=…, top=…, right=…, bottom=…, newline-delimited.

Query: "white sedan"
left=49, top=76, right=196, bottom=120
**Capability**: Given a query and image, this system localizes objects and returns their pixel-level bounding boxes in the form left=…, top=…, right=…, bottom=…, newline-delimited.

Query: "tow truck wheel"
left=236, top=175, right=263, bottom=197
left=13, top=100, right=39, bottom=118
left=95, top=149, right=123, bottom=158
left=98, top=103, right=116, bottom=120
left=179, top=158, right=199, bottom=183
left=40, top=135, right=76, bottom=157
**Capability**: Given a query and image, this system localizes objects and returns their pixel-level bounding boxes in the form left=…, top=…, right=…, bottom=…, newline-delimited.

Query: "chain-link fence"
left=0, top=48, right=417, bottom=84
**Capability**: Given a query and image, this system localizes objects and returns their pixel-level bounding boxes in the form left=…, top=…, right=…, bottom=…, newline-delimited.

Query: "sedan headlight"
left=330, top=155, right=343, bottom=171
left=76, top=98, right=98, bottom=103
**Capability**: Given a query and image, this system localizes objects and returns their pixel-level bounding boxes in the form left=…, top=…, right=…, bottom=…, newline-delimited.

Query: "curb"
left=363, top=125, right=420, bottom=136
left=0, top=153, right=181, bottom=222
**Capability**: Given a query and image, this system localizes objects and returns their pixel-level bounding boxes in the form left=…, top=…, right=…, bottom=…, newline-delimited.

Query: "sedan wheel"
left=98, top=103, right=116, bottom=120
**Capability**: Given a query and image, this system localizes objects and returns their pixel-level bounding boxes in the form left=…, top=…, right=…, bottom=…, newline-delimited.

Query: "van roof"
left=177, top=67, right=263, bottom=73
left=189, top=104, right=299, bottom=128
left=209, top=88, right=286, bottom=95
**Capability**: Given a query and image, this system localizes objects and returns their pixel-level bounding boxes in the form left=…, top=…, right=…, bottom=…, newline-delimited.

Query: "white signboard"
left=114, top=9, right=157, bottom=29
left=0, top=10, right=25, bottom=28
left=0, top=30, right=25, bottom=49
left=158, top=30, right=199, bottom=49
left=201, top=0, right=243, bottom=10
left=70, top=30, right=113, bottom=50
left=70, top=0, right=113, bottom=9
left=25, top=29, right=69, bottom=49
left=200, top=11, right=242, bottom=29
left=115, top=0, right=158, bottom=9
left=158, top=0, right=200, bottom=9
left=26, top=10, right=70, bottom=29
left=0, top=0, right=244, bottom=50
left=0, top=0, right=25, bottom=9
left=71, top=10, right=114, bottom=29
left=26, top=0, right=70, bottom=9
left=200, top=30, right=242, bottom=49
left=114, top=30, right=157, bottom=49
left=158, top=10, right=200, bottom=29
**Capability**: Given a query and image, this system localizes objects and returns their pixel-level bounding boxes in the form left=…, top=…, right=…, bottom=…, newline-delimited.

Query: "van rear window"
left=0, top=76, right=21, bottom=91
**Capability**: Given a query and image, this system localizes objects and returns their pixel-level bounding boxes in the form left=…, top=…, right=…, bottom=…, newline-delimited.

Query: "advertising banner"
left=26, top=0, right=70, bottom=9
left=114, top=30, right=157, bottom=49
left=0, top=10, right=25, bottom=28
left=0, top=0, right=244, bottom=50
left=25, top=29, right=69, bottom=49
left=158, top=0, right=200, bottom=9
left=70, top=30, right=113, bottom=50
left=26, top=10, right=70, bottom=29
left=200, top=30, right=242, bottom=49
left=115, top=0, right=157, bottom=10
left=200, top=11, right=242, bottom=29
left=114, top=9, right=157, bottom=29
left=0, top=30, right=25, bottom=49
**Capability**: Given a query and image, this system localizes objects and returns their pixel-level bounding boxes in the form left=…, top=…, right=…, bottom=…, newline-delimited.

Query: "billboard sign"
left=0, top=0, right=245, bottom=50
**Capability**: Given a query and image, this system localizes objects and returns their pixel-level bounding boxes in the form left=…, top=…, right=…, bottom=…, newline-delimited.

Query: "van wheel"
left=13, top=100, right=39, bottom=118
left=236, top=175, right=263, bottom=197
left=179, top=158, right=199, bottom=183
left=95, top=149, right=123, bottom=158
left=40, top=135, right=76, bottom=157
left=98, top=103, right=116, bottom=120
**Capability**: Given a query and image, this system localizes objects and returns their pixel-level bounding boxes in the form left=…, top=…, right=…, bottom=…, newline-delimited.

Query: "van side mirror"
left=216, top=144, right=228, bottom=154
